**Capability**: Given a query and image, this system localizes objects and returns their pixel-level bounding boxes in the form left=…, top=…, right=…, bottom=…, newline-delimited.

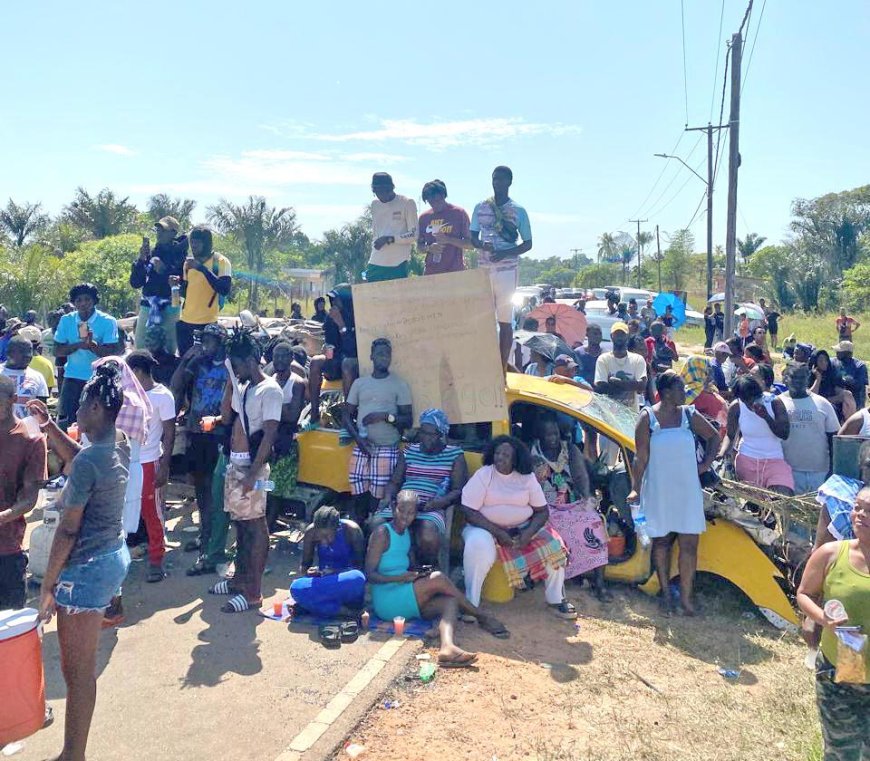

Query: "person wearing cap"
left=127, top=350, right=176, bottom=582
left=1, top=334, right=49, bottom=419
left=548, top=354, right=593, bottom=391
left=16, top=325, right=55, bottom=394
left=710, top=341, right=732, bottom=395
left=366, top=173, right=418, bottom=283
left=835, top=307, right=860, bottom=343
left=343, top=339, right=413, bottom=524
left=471, top=166, right=533, bottom=368
left=417, top=179, right=471, bottom=276
left=177, top=225, right=233, bottom=355
left=594, top=322, right=648, bottom=412
left=131, top=216, right=188, bottom=354
left=832, top=340, right=868, bottom=411
left=53, top=283, right=121, bottom=430
left=170, top=322, right=230, bottom=574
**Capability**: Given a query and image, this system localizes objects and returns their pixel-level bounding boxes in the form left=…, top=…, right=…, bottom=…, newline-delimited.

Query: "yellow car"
left=293, top=373, right=798, bottom=630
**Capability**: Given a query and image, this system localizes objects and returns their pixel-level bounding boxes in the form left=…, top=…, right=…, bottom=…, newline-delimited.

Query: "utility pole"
left=724, top=31, right=742, bottom=338
left=628, top=218, right=647, bottom=288
left=655, top=224, right=662, bottom=293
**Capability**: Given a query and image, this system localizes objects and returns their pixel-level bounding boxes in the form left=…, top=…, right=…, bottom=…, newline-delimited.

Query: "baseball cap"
left=153, top=216, right=180, bottom=233
left=712, top=341, right=730, bottom=354
left=554, top=354, right=577, bottom=368
left=18, top=325, right=42, bottom=344
left=610, top=321, right=629, bottom=335
left=371, top=172, right=394, bottom=187
left=832, top=340, right=854, bottom=353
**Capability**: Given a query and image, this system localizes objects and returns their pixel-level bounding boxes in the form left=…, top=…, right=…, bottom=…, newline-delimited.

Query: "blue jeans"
left=55, top=543, right=131, bottom=613
left=57, top=377, right=86, bottom=431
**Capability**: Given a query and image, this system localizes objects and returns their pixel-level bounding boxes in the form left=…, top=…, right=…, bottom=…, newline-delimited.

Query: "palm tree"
left=597, top=232, right=617, bottom=266
left=63, top=187, right=139, bottom=239
left=147, top=194, right=196, bottom=230
left=636, top=231, right=654, bottom=287
left=738, top=233, right=767, bottom=264
left=0, top=199, right=49, bottom=247
left=207, top=196, right=299, bottom=310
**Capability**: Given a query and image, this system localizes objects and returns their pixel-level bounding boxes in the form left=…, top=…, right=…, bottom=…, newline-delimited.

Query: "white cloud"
left=96, top=143, right=136, bottom=156
left=342, top=152, right=409, bottom=164
left=263, top=117, right=582, bottom=151
left=531, top=211, right=588, bottom=225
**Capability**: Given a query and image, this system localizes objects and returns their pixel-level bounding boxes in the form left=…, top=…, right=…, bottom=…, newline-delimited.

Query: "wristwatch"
left=386, top=413, right=397, bottom=425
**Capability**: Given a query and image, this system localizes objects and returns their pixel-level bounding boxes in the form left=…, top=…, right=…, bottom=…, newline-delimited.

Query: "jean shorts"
left=55, top=543, right=131, bottom=613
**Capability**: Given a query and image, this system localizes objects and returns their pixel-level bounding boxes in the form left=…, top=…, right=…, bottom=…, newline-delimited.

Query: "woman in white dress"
left=627, top=370, right=720, bottom=616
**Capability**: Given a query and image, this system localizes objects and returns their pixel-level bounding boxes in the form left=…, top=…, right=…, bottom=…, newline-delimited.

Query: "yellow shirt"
left=29, top=354, right=56, bottom=390
left=180, top=253, right=232, bottom=325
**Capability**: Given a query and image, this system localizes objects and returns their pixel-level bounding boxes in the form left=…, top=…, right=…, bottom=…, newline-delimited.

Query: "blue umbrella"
left=652, top=292, right=687, bottom=328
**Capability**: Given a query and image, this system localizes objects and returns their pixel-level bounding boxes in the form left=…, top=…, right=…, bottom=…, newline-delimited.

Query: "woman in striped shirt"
left=376, top=409, right=468, bottom=565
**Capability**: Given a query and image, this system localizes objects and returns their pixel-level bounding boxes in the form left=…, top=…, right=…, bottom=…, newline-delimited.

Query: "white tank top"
left=860, top=408, right=870, bottom=437
left=737, top=399, right=784, bottom=460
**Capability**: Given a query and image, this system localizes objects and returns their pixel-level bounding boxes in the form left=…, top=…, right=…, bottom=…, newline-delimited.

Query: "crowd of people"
left=0, top=167, right=867, bottom=759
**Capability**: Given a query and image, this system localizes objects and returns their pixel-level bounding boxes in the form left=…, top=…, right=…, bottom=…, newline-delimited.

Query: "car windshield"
left=571, top=393, right=638, bottom=442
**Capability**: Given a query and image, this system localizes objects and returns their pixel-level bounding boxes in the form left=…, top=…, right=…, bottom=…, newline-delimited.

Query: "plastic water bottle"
left=630, top=501, right=651, bottom=549
left=254, top=479, right=275, bottom=492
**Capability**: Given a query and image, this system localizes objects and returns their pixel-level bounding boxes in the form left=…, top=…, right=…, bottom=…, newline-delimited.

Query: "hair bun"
left=94, top=362, right=122, bottom=380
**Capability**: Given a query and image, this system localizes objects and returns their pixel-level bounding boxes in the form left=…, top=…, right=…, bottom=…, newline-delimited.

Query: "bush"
left=842, top=262, right=870, bottom=311
left=60, top=234, right=141, bottom=316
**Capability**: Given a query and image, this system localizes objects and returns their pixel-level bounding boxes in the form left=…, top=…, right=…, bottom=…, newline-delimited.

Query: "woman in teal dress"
left=365, top=489, right=507, bottom=665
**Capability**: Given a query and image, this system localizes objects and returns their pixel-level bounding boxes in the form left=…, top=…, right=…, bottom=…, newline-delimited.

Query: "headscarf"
left=680, top=355, right=710, bottom=403
left=419, top=408, right=450, bottom=438
left=92, top=356, right=152, bottom=444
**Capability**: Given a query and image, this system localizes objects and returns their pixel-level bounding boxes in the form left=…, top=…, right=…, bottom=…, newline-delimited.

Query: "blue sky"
left=2, top=0, right=868, bottom=260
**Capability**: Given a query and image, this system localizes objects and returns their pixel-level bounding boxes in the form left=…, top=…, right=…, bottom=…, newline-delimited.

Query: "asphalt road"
left=14, top=500, right=399, bottom=761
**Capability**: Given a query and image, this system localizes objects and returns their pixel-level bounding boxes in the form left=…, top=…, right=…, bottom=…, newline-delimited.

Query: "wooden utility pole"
left=629, top=218, right=647, bottom=288
left=724, top=31, right=742, bottom=338
left=655, top=224, right=662, bottom=293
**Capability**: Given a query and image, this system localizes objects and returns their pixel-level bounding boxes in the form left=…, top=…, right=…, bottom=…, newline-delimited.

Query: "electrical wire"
left=640, top=132, right=705, bottom=219
left=631, top=130, right=686, bottom=219
left=738, top=0, right=754, bottom=35
left=646, top=152, right=707, bottom=220
left=681, top=0, right=690, bottom=126
left=742, top=0, right=767, bottom=94
left=684, top=189, right=708, bottom=232
left=712, top=44, right=731, bottom=188
left=709, top=0, right=727, bottom=121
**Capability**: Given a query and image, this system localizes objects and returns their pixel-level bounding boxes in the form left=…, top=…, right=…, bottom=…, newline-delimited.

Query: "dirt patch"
left=337, top=582, right=819, bottom=761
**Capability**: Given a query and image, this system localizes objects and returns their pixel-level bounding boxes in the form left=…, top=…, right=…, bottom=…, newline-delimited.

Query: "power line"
left=680, top=0, right=690, bottom=125
left=712, top=43, right=731, bottom=187
left=684, top=189, right=708, bottom=232
left=708, top=0, right=727, bottom=121
left=742, top=0, right=767, bottom=94
left=646, top=153, right=707, bottom=219
left=631, top=130, right=686, bottom=219
left=640, top=133, right=705, bottom=219
left=738, top=0, right=754, bottom=35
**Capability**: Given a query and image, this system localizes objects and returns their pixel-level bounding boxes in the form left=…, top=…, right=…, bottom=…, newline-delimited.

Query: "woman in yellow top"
left=797, top=489, right=870, bottom=760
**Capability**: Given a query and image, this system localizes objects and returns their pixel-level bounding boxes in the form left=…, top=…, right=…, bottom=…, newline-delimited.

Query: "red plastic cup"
left=273, top=601, right=283, bottom=617
left=393, top=616, right=405, bottom=637
left=360, top=611, right=370, bottom=630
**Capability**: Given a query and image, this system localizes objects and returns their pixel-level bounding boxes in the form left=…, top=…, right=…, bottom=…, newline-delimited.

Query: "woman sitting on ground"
left=530, top=414, right=612, bottom=602
left=376, top=408, right=467, bottom=566
left=461, top=435, right=577, bottom=620
left=365, top=490, right=507, bottom=665
left=290, top=506, right=366, bottom=617
left=810, top=349, right=857, bottom=423
left=629, top=370, right=719, bottom=615
left=679, top=355, right=728, bottom=427
left=719, top=374, right=793, bottom=495
left=796, top=491, right=870, bottom=760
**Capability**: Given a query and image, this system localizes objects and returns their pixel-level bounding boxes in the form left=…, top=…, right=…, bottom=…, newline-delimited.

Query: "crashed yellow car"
left=290, top=373, right=799, bottom=630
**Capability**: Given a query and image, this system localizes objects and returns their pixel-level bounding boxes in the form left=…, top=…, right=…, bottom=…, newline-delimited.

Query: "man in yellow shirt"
left=177, top=226, right=232, bottom=354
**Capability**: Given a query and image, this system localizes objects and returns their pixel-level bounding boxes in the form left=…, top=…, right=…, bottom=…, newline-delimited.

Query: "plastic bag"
left=834, top=627, right=868, bottom=684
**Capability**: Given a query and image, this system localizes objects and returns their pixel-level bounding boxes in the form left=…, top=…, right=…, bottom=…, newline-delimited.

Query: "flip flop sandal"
left=221, top=594, right=257, bottom=613
left=146, top=567, right=166, bottom=583
left=478, top=617, right=510, bottom=639
left=438, top=652, right=479, bottom=668
left=548, top=600, right=578, bottom=620
left=319, top=625, right=342, bottom=649
left=209, top=580, right=233, bottom=595
left=340, top=622, right=359, bottom=644
left=459, top=614, right=477, bottom=624
left=186, top=560, right=217, bottom=577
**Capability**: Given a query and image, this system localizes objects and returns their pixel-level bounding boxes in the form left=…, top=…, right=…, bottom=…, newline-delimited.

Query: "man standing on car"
left=343, top=339, right=412, bottom=525
left=417, top=179, right=472, bottom=276
left=471, top=166, right=533, bottom=368
left=366, top=173, right=417, bottom=283
left=131, top=216, right=188, bottom=354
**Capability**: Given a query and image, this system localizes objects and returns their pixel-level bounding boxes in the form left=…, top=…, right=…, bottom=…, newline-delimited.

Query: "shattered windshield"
left=574, top=393, right=638, bottom=443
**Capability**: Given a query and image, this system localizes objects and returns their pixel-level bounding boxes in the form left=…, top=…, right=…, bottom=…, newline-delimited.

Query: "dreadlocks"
left=226, top=326, right=262, bottom=363
left=82, top=362, right=124, bottom=419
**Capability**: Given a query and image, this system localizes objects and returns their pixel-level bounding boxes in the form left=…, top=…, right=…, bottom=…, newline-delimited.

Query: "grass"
left=677, top=311, right=870, bottom=361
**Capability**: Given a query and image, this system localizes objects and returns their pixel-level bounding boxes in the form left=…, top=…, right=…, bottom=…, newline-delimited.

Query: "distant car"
left=604, top=286, right=658, bottom=304
left=556, top=289, right=585, bottom=300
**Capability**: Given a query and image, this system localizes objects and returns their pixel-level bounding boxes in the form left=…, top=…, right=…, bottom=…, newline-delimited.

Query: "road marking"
left=273, top=637, right=408, bottom=761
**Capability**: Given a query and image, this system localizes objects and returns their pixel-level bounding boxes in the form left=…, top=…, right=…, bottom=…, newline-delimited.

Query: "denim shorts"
left=55, top=543, right=131, bottom=613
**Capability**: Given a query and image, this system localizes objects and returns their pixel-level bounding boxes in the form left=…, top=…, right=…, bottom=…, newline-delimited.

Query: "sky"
left=2, top=1, right=869, bottom=261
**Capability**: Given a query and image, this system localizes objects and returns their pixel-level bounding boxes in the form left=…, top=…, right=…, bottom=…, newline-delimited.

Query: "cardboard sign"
left=353, top=269, right=507, bottom=424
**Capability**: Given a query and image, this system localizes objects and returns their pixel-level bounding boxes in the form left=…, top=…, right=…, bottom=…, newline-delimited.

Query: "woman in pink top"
left=461, top=436, right=577, bottom=621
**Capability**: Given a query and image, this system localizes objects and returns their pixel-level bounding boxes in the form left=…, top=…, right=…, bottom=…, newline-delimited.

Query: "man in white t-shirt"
left=366, top=172, right=418, bottom=283
left=594, top=322, right=648, bottom=412
left=780, top=362, right=839, bottom=494
left=1, top=335, right=49, bottom=419
left=128, top=350, right=177, bottom=581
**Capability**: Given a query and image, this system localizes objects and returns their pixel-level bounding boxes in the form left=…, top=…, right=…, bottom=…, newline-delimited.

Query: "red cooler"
left=0, top=608, right=46, bottom=745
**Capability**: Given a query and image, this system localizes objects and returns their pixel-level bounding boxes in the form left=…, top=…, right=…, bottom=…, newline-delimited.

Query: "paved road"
left=15, top=502, right=395, bottom=761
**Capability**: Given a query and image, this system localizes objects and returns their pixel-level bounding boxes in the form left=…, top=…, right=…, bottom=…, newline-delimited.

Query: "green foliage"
left=0, top=200, right=49, bottom=247
left=737, top=232, right=766, bottom=263
left=60, top=234, right=141, bottom=316
left=662, top=229, right=694, bottom=291
left=574, top=263, right=621, bottom=288
left=0, top=243, right=67, bottom=315
left=518, top=253, right=591, bottom=287
left=42, top=219, right=90, bottom=254
left=842, top=263, right=870, bottom=311
left=63, top=187, right=139, bottom=239
left=147, top=194, right=196, bottom=230
left=313, top=212, right=371, bottom=284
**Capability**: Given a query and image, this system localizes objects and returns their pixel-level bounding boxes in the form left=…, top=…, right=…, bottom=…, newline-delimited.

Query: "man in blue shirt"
left=710, top=341, right=732, bottom=396
left=832, top=340, right=868, bottom=410
left=53, top=283, right=121, bottom=430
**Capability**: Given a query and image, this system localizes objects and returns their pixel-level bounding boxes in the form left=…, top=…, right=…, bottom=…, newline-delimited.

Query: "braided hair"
left=82, top=362, right=124, bottom=419
left=226, top=326, right=262, bottom=363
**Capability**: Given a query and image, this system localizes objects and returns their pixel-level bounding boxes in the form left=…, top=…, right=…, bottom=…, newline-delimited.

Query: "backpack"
left=207, top=258, right=229, bottom=310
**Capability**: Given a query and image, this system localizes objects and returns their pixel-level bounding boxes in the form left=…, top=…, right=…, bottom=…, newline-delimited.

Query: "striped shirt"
left=401, top=444, right=464, bottom=506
